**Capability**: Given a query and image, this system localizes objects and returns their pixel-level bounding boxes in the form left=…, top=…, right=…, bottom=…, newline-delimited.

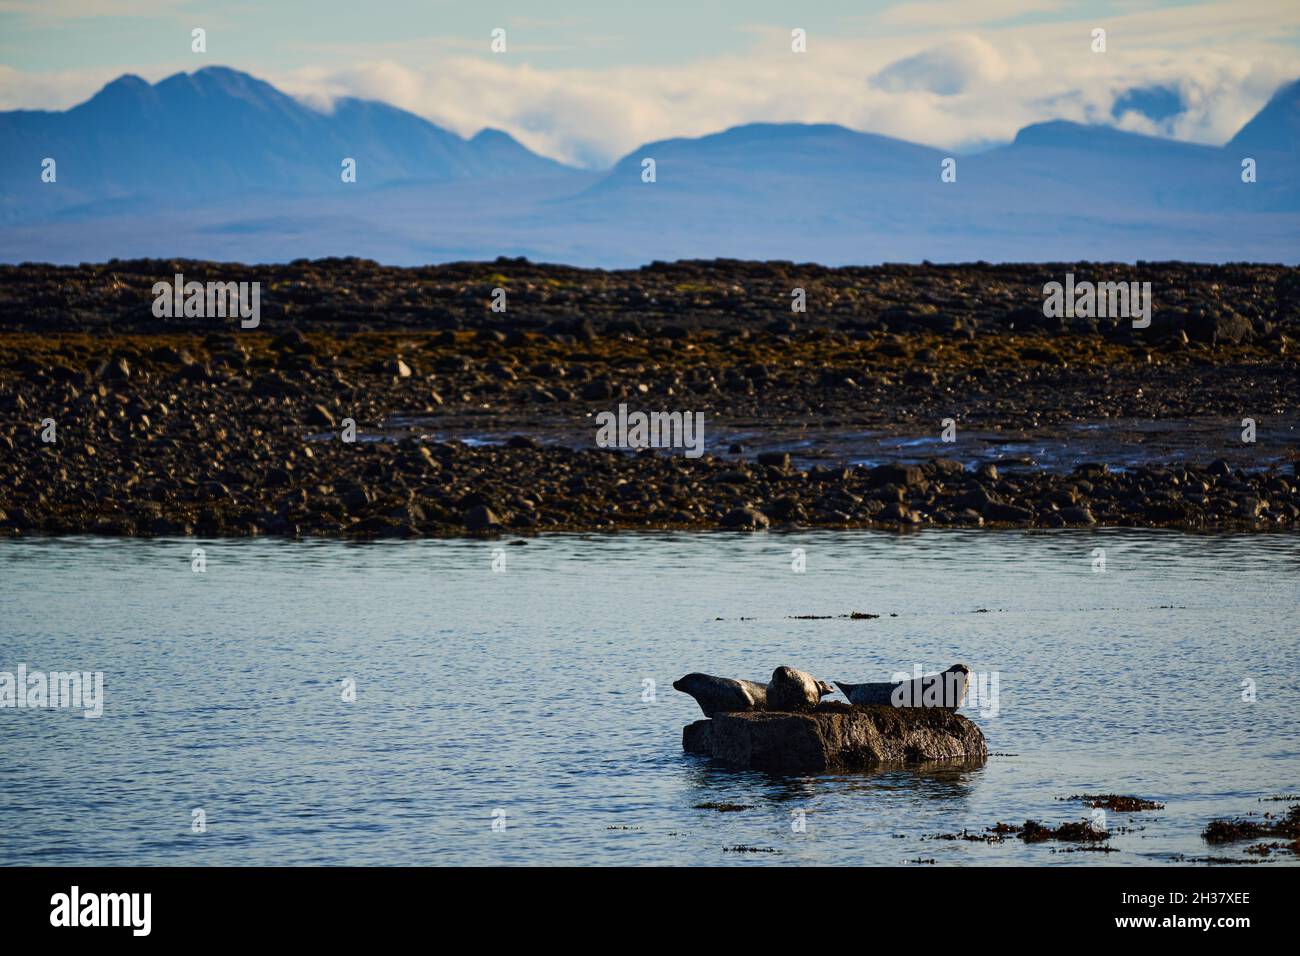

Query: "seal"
left=836, top=664, right=971, bottom=709
left=766, top=666, right=836, bottom=712
left=673, top=668, right=837, bottom=716
left=672, top=673, right=768, bottom=717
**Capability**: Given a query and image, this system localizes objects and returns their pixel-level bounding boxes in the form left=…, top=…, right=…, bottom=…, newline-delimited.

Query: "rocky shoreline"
left=1, top=259, right=1297, bottom=539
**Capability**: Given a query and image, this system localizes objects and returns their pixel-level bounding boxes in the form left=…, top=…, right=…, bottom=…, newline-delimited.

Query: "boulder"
left=1186, top=310, right=1255, bottom=345
left=682, top=703, right=987, bottom=773
left=870, top=463, right=924, bottom=488
left=721, top=506, right=769, bottom=530
left=464, top=504, right=501, bottom=531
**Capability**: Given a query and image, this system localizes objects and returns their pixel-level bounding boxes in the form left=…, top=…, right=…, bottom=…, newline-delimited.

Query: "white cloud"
left=2, top=1, right=1298, bottom=166
left=877, top=0, right=1066, bottom=29
left=0, top=64, right=148, bottom=110
left=873, top=35, right=1016, bottom=95
left=0, top=0, right=188, bottom=19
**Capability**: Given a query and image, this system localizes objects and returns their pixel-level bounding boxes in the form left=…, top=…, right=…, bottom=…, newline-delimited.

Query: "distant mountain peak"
left=103, top=72, right=150, bottom=90
left=1228, top=77, right=1300, bottom=154
left=155, top=65, right=293, bottom=105
left=471, top=127, right=515, bottom=143
left=80, top=72, right=153, bottom=107
left=3, top=65, right=574, bottom=201
left=2, top=70, right=1297, bottom=266
left=1008, top=119, right=1220, bottom=157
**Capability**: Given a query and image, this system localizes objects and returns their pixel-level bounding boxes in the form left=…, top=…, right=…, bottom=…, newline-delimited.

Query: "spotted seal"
left=673, top=667, right=836, bottom=716
left=766, top=666, right=836, bottom=712
left=835, top=664, right=970, bottom=709
left=672, top=673, right=768, bottom=717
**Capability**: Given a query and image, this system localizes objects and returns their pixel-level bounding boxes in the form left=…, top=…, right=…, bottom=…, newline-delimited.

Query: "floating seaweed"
left=1203, top=803, right=1300, bottom=846
left=1020, top=820, right=1110, bottom=843
left=1064, top=793, right=1165, bottom=812
left=923, top=828, right=1007, bottom=844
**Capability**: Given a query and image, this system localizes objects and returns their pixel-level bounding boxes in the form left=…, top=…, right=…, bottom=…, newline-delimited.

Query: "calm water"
left=1, top=530, right=1297, bottom=866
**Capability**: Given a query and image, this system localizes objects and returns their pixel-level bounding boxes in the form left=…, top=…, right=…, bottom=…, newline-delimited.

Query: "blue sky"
left=2, top=1, right=1298, bottom=166
left=0, top=1, right=1115, bottom=71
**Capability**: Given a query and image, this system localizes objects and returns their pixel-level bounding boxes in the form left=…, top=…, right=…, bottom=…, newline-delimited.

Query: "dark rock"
left=721, top=506, right=769, bottom=530
left=305, top=404, right=335, bottom=428
left=986, top=502, right=1034, bottom=522
left=339, top=485, right=371, bottom=511
left=353, top=514, right=400, bottom=536
left=148, top=516, right=188, bottom=536
left=757, top=451, right=791, bottom=471
left=1238, top=497, right=1266, bottom=519
left=764, top=496, right=803, bottom=521
left=1187, top=310, right=1254, bottom=345
left=175, top=363, right=211, bottom=383
left=580, top=379, right=615, bottom=400
left=1144, top=501, right=1189, bottom=522
left=871, top=463, right=924, bottom=487
left=464, top=504, right=501, bottom=531
left=953, top=485, right=996, bottom=514
left=683, top=706, right=987, bottom=773
left=877, top=501, right=920, bottom=523
left=272, top=329, right=310, bottom=351
left=1074, top=462, right=1110, bottom=479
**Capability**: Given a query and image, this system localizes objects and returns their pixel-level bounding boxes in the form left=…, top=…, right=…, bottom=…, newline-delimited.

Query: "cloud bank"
left=2, top=1, right=1298, bottom=168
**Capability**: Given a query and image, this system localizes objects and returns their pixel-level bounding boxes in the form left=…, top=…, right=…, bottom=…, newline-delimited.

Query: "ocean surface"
left=1, top=530, right=1297, bottom=866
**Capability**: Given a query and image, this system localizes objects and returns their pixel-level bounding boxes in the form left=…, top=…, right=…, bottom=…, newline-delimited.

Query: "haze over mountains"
left=2, top=66, right=1297, bottom=266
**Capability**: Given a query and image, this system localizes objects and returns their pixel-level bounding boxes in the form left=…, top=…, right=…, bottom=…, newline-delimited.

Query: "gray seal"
left=673, top=668, right=837, bottom=716
left=836, top=664, right=970, bottom=709
left=672, top=673, right=768, bottom=717
left=767, top=666, right=836, bottom=712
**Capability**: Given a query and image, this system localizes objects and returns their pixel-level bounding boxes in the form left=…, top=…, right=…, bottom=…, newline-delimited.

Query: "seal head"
left=767, top=666, right=834, bottom=712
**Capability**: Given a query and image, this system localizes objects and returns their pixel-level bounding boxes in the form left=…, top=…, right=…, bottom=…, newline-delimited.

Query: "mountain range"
left=2, top=66, right=1297, bottom=266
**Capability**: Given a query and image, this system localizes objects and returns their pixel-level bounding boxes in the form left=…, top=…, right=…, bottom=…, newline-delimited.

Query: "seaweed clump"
left=1020, top=820, right=1110, bottom=843
left=1203, top=803, right=1300, bottom=846
left=1067, top=793, right=1164, bottom=812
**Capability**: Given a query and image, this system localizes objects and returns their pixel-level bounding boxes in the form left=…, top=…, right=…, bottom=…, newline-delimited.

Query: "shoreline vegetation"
left=1, top=258, right=1297, bottom=539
